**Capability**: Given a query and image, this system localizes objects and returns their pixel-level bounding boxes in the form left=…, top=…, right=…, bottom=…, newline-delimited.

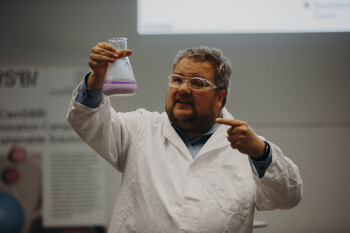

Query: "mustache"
left=175, top=94, right=193, bottom=104
left=175, top=99, right=193, bottom=104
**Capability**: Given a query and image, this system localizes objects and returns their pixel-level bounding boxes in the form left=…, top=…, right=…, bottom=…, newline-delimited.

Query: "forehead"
left=174, top=58, right=215, bottom=79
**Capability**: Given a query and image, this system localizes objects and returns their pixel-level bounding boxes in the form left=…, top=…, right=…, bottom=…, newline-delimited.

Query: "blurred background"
left=1, top=0, right=350, bottom=232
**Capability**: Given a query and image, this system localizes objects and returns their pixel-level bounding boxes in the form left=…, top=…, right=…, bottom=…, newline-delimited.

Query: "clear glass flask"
left=103, top=37, right=137, bottom=96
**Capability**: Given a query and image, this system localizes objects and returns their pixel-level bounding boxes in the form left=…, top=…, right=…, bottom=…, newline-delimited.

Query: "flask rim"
left=109, top=37, right=128, bottom=43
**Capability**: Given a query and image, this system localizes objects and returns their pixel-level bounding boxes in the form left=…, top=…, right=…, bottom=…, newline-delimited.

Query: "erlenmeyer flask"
left=103, top=37, right=137, bottom=96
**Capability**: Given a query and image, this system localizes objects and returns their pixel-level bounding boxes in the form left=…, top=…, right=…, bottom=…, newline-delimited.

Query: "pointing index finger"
left=216, top=118, right=243, bottom=127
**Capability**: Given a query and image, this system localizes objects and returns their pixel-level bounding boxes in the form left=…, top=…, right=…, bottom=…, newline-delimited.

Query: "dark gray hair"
left=172, top=46, right=231, bottom=107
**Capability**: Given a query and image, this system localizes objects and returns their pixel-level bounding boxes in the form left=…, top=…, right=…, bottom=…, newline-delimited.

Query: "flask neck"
left=109, top=37, right=127, bottom=50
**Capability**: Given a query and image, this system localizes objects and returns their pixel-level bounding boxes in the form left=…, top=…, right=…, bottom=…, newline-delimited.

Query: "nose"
left=178, top=80, right=191, bottom=94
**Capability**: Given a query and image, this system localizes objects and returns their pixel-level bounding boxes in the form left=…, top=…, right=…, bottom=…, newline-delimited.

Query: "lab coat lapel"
left=196, top=108, right=233, bottom=157
left=161, top=112, right=193, bottom=161
left=196, top=124, right=230, bottom=157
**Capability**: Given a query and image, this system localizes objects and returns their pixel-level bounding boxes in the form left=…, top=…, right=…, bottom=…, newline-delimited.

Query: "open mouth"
left=175, top=99, right=193, bottom=107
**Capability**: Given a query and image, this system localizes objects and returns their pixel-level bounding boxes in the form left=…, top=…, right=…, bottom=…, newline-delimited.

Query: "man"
left=67, top=43, right=302, bottom=233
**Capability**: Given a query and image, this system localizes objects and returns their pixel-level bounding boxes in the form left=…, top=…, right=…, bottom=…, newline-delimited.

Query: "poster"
left=0, top=67, right=107, bottom=233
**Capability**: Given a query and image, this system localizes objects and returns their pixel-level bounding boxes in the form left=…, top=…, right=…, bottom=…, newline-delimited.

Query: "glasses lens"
left=168, top=75, right=214, bottom=90
left=169, top=75, right=183, bottom=87
left=188, top=78, right=206, bottom=89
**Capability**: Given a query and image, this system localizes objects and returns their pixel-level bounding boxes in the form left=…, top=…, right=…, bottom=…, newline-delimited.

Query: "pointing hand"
left=216, top=118, right=265, bottom=159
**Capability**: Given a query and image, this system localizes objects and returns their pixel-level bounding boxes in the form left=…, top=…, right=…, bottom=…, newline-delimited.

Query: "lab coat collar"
left=196, top=108, right=233, bottom=157
left=162, top=112, right=193, bottom=161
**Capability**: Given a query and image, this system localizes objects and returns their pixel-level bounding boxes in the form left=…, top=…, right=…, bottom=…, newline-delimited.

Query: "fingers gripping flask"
left=103, top=37, right=137, bottom=96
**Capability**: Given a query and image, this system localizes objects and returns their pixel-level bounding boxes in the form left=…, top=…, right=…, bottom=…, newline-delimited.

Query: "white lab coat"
left=67, top=87, right=302, bottom=233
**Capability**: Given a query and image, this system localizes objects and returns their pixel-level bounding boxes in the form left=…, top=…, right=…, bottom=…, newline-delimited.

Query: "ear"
left=216, top=89, right=226, bottom=108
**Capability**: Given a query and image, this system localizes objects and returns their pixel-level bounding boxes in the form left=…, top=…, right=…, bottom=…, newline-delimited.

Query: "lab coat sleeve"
left=253, top=142, right=303, bottom=211
left=67, top=85, right=141, bottom=172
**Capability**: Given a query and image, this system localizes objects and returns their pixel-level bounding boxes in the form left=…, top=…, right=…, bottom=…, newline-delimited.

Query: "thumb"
left=117, top=49, right=133, bottom=58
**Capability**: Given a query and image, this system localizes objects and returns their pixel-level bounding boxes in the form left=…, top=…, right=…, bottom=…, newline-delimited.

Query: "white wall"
left=1, top=0, right=350, bottom=232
